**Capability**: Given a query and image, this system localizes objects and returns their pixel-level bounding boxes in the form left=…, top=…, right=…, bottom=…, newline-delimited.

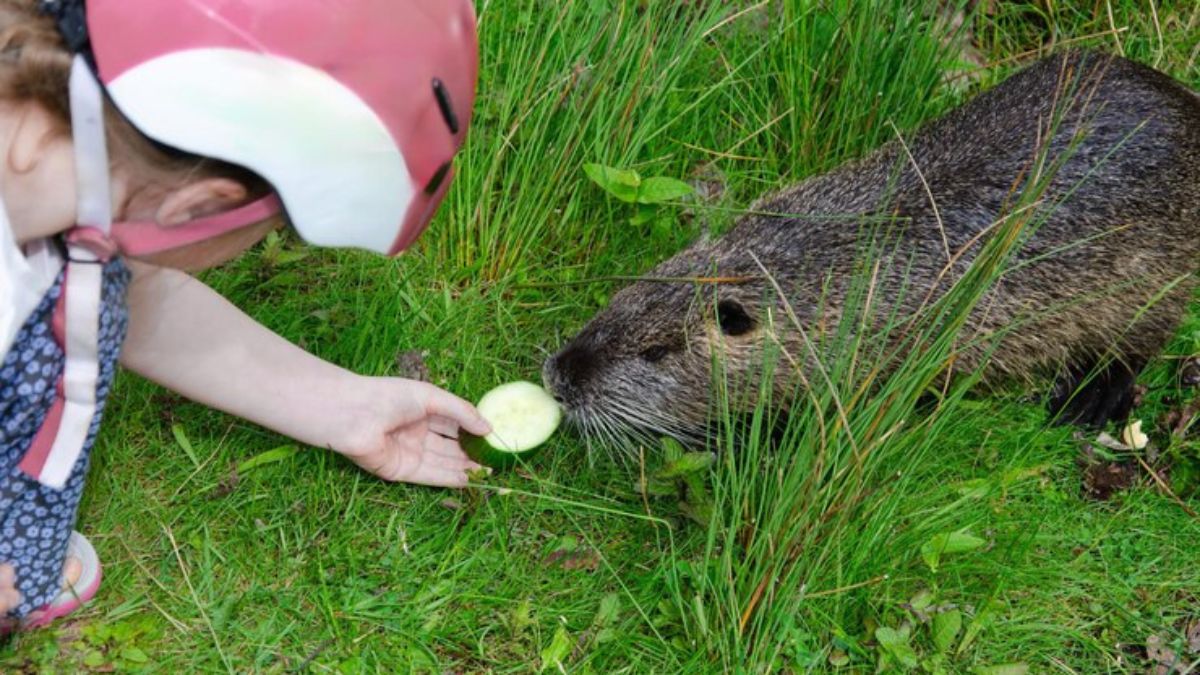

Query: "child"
left=0, top=0, right=490, bottom=628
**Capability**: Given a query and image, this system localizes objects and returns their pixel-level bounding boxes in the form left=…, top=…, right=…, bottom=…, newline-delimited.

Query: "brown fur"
left=543, top=51, right=1200, bottom=441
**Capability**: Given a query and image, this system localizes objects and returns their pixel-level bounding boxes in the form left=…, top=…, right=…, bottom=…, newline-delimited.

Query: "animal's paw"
left=1047, top=360, right=1142, bottom=430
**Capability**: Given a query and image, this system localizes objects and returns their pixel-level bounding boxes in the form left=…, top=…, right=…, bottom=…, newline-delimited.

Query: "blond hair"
left=0, top=0, right=270, bottom=202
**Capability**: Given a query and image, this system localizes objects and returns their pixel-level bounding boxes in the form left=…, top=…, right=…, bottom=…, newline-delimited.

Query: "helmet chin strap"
left=108, top=193, right=282, bottom=257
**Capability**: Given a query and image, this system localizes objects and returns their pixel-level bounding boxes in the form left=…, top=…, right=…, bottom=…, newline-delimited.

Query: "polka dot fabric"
left=0, top=258, right=129, bottom=619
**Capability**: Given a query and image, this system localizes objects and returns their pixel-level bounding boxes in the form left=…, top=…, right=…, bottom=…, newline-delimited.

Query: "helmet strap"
left=69, top=54, right=113, bottom=242
left=18, top=54, right=110, bottom=489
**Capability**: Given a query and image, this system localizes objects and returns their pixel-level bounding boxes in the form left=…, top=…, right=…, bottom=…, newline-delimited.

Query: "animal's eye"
left=716, top=300, right=755, bottom=336
left=640, top=345, right=670, bottom=363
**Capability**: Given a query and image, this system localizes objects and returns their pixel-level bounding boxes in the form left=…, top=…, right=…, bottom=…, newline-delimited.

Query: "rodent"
left=542, top=50, right=1200, bottom=442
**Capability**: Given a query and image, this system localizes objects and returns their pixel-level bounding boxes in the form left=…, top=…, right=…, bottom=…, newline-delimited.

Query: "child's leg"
left=0, top=564, right=20, bottom=615
left=1, top=499, right=76, bottom=619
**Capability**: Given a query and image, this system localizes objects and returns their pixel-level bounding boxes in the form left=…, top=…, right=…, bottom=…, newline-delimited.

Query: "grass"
left=5, top=0, right=1200, bottom=671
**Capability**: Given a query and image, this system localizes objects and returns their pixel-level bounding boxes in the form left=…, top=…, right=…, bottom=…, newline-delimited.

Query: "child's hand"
left=329, top=378, right=491, bottom=487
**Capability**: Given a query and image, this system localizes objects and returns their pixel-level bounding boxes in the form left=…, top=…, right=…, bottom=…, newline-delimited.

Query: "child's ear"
left=155, top=178, right=248, bottom=227
left=8, top=106, right=66, bottom=174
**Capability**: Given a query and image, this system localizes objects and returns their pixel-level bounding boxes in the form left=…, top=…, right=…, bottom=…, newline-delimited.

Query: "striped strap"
left=18, top=56, right=112, bottom=489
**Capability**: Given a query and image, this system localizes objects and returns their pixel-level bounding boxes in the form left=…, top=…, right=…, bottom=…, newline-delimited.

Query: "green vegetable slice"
left=461, top=381, right=561, bottom=469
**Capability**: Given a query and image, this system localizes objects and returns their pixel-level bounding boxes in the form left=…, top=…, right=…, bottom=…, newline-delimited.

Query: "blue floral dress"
left=0, top=258, right=129, bottom=619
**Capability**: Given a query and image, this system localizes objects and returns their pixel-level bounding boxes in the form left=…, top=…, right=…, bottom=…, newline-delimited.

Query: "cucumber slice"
left=460, top=381, right=561, bottom=469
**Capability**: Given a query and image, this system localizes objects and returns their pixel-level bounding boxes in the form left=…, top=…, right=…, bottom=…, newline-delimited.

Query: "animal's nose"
left=550, top=344, right=596, bottom=383
left=543, top=343, right=597, bottom=405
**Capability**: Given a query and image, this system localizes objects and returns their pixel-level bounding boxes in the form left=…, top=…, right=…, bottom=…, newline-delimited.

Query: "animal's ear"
left=716, top=299, right=755, bottom=336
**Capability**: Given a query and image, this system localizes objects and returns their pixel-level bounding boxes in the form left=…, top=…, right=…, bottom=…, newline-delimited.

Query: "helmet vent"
left=424, top=161, right=451, bottom=195
left=432, top=78, right=459, bottom=134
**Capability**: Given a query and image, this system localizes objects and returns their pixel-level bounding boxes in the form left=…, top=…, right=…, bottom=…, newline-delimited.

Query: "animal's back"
left=544, top=51, right=1200, bottom=439
left=742, top=50, right=1200, bottom=388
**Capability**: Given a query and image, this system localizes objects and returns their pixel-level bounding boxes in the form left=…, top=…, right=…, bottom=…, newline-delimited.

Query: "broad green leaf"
left=121, top=646, right=149, bottom=663
left=1001, top=464, right=1049, bottom=486
left=595, top=593, right=621, bottom=627
left=955, top=478, right=991, bottom=499
left=629, top=204, right=657, bottom=225
left=659, top=436, right=686, bottom=461
left=583, top=163, right=641, bottom=203
left=549, top=535, right=579, bottom=554
left=656, top=452, right=717, bottom=479
left=592, top=289, right=609, bottom=308
left=875, top=626, right=918, bottom=669
left=921, top=531, right=986, bottom=572
left=636, top=176, right=694, bottom=204
left=83, top=651, right=105, bottom=668
left=932, top=609, right=962, bottom=653
left=274, top=249, right=311, bottom=266
left=110, top=620, right=139, bottom=641
left=540, top=624, right=574, bottom=672
left=510, top=598, right=535, bottom=635
left=923, top=655, right=950, bottom=675
left=171, top=424, right=199, bottom=468
left=260, top=230, right=283, bottom=260
left=909, top=589, right=934, bottom=611
left=681, top=470, right=714, bottom=526
left=236, top=445, right=301, bottom=475
left=650, top=215, right=675, bottom=239
left=635, top=477, right=678, bottom=497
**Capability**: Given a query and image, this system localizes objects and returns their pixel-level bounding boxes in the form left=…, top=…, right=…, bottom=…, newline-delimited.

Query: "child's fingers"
left=425, top=433, right=469, bottom=459
left=422, top=432, right=477, bottom=470
left=427, top=415, right=458, bottom=438
left=0, top=564, right=14, bottom=587
left=407, top=463, right=472, bottom=488
left=426, top=390, right=491, bottom=436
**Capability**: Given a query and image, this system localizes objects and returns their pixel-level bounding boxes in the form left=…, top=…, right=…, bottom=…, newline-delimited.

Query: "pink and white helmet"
left=46, top=0, right=478, bottom=255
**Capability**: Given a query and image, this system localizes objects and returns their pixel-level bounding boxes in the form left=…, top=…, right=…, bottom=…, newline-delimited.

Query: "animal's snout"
left=543, top=342, right=600, bottom=406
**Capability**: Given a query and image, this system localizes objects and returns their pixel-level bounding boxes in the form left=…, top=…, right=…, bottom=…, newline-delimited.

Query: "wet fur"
left=544, top=51, right=1200, bottom=443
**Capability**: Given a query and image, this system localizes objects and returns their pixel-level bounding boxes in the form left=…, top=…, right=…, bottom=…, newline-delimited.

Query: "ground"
left=4, top=1, right=1200, bottom=672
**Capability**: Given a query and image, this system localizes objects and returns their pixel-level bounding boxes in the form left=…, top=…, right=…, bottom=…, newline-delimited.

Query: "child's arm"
left=118, top=261, right=489, bottom=487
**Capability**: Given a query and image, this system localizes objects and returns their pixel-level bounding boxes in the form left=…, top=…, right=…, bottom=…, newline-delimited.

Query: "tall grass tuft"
left=430, top=0, right=969, bottom=281
left=707, top=0, right=970, bottom=194
left=437, top=1, right=730, bottom=278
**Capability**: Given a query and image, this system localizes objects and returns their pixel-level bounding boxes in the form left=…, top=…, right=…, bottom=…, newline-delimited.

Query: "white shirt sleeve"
left=0, top=203, right=64, bottom=360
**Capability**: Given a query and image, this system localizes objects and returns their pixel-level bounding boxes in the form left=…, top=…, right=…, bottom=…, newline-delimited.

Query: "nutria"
left=542, top=50, right=1200, bottom=442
